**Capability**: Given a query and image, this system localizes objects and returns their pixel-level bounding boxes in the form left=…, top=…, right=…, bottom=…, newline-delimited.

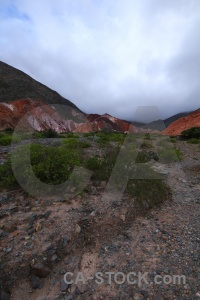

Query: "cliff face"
left=162, top=109, right=200, bottom=136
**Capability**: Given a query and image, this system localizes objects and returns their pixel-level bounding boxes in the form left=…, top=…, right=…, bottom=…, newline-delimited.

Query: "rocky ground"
left=0, top=140, right=199, bottom=300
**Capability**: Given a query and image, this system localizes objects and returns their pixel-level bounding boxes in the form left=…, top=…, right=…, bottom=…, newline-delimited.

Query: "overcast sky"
left=0, top=0, right=200, bottom=122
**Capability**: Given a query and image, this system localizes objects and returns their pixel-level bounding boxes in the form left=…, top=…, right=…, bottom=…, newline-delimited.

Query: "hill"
left=0, top=61, right=80, bottom=111
left=162, top=109, right=200, bottom=136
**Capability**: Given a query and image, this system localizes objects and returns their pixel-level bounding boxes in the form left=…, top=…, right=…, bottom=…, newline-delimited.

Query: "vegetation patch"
left=187, top=138, right=200, bottom=144
left=0, top=143, right=83, bottom=188
left=34, top=128, right=59, bottom=138
left=0, top=133, right=13, bottom=146
left=158, top=147, right=183, bottom=163
left=181, top=127, right=200, bottom=139
left=126, top=177, right=172, bottom=211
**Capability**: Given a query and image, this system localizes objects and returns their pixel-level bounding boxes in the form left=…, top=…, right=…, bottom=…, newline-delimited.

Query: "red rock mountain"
left=2, top=61, right=197, bottom=135
left=75, top=113, right=135, bottom=133
left=0, top=98, right=84, bottom=132
left=162, top=109, right=200, bottom=136
left=0, top=98, right=138, bottom=133
left=0, top=61, right=138, bottom=133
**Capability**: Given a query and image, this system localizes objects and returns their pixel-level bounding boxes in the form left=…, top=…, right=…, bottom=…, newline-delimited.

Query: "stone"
left=30, top=261, right=50, bottom=278
left=51, top=254, right=58, bottom=262
left=120, top=214, right=125, bottom=222
left=31, top=275, right=44, bottom=289
left=60, top=278, right=69, bottom=292
left=4, top=223, right=16, bottom=233
left=90, top=186, right=98, bottom=195
left=0, top=291, right=10, bottom=300
left=9, top=206, right=18, bottom=214
left=64, top=296, right=73, bottom=300
left=196, top=293, right=200, bottom=298
left=75, top=224, right=81, bottom=233
left=63, top=235, right=69, bottom=247
left=28, top=228, right=34, bottom=235
left=35, top=223, right=42, bottom=232
left=134, top=293, right=142, bottom=300
left=6, top=247, right=13, bottom=253
left=44, top=211, right=51, bottom=219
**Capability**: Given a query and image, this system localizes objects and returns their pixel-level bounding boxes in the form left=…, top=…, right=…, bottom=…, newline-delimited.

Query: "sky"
left=0, top=0, right=200, bottom=122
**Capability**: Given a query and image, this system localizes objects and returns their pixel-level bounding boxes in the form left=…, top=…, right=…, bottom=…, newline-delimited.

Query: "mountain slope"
left=164, top=112, right=191, bottom=127
left=0, top=61, right=80, bottom=111
left=162, top=109, right=200, bottom=136
left=0, top=99, right=83, bottom=132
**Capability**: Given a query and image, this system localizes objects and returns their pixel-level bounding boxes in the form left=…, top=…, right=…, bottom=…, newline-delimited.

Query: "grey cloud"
left=0, top=0, right=200, bottom=122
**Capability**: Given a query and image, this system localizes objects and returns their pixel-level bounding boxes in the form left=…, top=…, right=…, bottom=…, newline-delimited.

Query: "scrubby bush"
left=95, top=132, right=126, bottom=147
left=158, top=147, right=182, bottom=163
left=170, top=137, right=177, bottom=143
left=0, top=143, right=83, bottom=188
left=181, top=127, right=200, bottom=139
left=83, top=132, right=94, bottom=137
left=63, top=138, right=91, bottom=149
left=34, top=129, right=58, bottom=138
left=140, top=141, right=153, bottom=149
left=0, top=131, right=22, bottom=145
left=5, top=128, right=14, bottom=132
left=87, top=148, right=120, bottom=181
left=0, top=134, right=13, bottom=146
left=187, top=138, right=200, bottom=144
left=126, top=177, right=171, bottom=210
left=66, top=132, right=79, bottom=138
left=84, top=156, right=102, bottom=171
left=135, top=151, right=152, bottom=163
left=144, top=133, right=151, bottom=140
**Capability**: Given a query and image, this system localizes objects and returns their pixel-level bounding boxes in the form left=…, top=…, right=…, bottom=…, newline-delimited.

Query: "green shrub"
left=83, top=132, right=94, bottom=137
left=95, top=132, right=125, bottom=147
left=187, top=138, right=200, bottom=144
left=144, top=133, right=151, bottom=140
left=156, top=137, right=171, bottom=147
left=0, top=158, right=16, bottom=187
left=88, top=148, right=120, bottom=181
left=0, top=134, right=13, bottom=146
left=181, top=127, right=200, bottom=139
left=84, top=156, right=101, bottom=171
left=140, top=141, right=153, bottom=149
left=108, top=133, right=125, bottom=143
left=66, top=132, right=79, bottom=138
left=63, top=138, right=91, bottom=149
left=135, top=151, right=151, bottom=163
left=5, top=128, right=14, bottom=132
left=158, top=147, right=182, bottom=163
left=170, top=137, right=177, bottom=143
left=34, top=129, right=58, bottom=138
left=126, top=178, right=171, bottom=210
left=0, top=143, right=82, bottom=188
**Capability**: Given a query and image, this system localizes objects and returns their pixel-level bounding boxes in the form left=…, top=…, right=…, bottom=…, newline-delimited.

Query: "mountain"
left=75, top=113, right=135, bottom=133
left=163, top=112, right=192, bottom=128
left=0, top=98, right=83, bottom=132
left=2, top=61, right=197, bottom=135
left=0, top=61, right=80, bottom=110
left=0, top=98, right=139, bottom=133
left=133, top=112, right=193, bottom=131
left=0, top=61, right=140, bottom=133
left=162, top=109, right=200, bottom=136
left=0, top=98, right=135, bottom=133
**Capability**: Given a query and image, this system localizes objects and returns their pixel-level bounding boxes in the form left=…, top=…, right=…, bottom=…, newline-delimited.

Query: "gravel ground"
left=0, top=140, right=199, bottom=300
